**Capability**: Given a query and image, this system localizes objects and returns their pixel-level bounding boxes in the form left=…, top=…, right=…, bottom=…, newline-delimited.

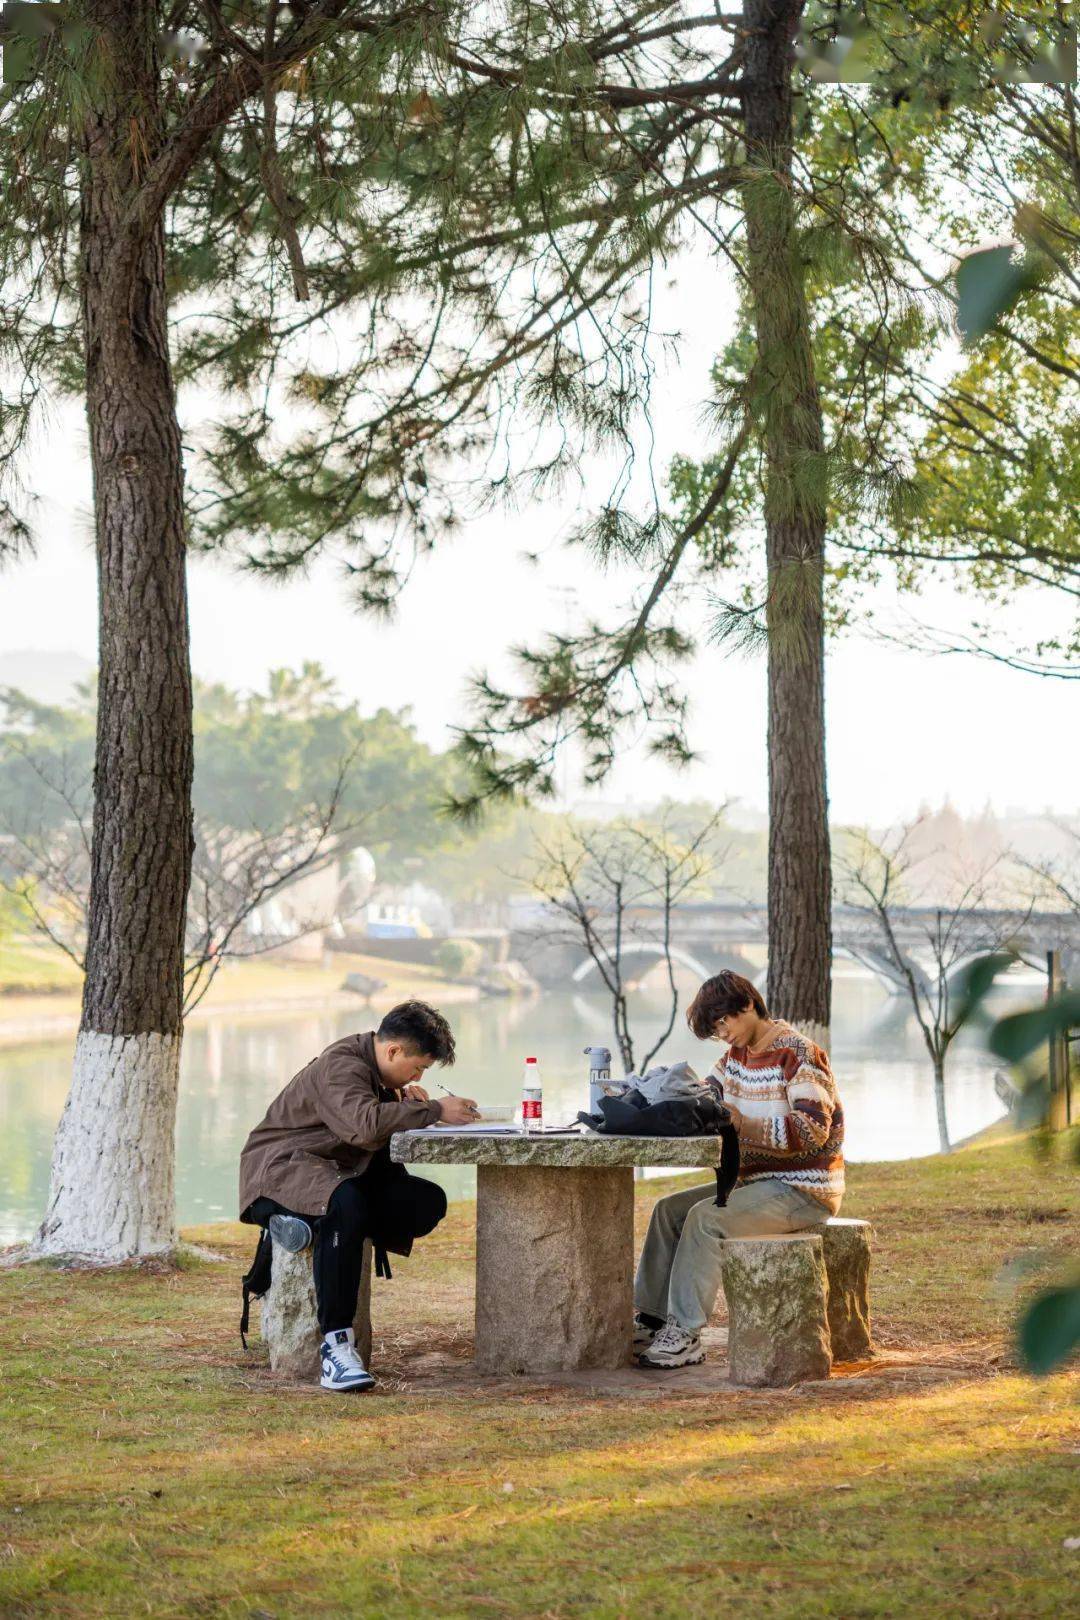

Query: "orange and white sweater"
left=713, top=1021, right=845, bottom=1213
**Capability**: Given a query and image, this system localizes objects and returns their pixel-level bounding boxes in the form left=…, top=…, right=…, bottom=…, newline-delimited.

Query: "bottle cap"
left=525, top=1056, right=537, bottom=1063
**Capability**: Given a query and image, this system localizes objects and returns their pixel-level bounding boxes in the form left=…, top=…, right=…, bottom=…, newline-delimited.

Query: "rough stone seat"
left=720, top=1217, right=873, bottom=1387
left=260, top=1234, right=373, bottom=1381
left=818, top=1216, right=873, bottom=1362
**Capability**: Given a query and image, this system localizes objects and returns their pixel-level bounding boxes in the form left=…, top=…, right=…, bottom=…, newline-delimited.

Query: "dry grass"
left=1, top=1134, right=1078, bottom=1618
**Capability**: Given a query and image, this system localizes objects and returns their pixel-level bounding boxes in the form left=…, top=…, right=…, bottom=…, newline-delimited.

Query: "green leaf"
left=988, top=991, right=1080, bottom=1063
left=955, top=244, right=1043, bottom=344
left=2, top=35, right=36, bottom=83
left=950, top=950, right=1016, bottom=1026
left=1018, top=1284, right=1080, bottom=1375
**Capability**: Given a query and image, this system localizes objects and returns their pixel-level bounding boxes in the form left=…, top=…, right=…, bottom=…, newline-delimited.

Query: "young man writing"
left=239, top=999, right=478, bottom=1392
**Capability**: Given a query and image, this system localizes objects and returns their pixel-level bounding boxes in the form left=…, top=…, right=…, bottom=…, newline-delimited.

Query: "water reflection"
left=0, top=973, right=1018, bottom=1244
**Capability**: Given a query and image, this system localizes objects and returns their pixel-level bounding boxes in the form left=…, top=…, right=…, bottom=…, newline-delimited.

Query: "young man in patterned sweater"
left=635, top=970, right=845, bottom=1368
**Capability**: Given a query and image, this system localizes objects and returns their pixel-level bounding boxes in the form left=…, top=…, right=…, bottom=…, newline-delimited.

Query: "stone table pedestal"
left=392, top=1130, right=724, bottom=1374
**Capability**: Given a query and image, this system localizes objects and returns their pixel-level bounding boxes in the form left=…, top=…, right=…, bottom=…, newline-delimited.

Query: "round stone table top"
left=390, top=1128, right=726, bottom=1169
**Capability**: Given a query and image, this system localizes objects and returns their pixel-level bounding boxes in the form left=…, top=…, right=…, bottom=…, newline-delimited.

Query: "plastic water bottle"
left=521, top=1057, right=542, bottom=1134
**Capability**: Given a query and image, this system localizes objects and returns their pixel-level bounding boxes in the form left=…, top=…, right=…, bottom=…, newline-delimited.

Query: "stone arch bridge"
left=507, top=901, right=1080, bottom=995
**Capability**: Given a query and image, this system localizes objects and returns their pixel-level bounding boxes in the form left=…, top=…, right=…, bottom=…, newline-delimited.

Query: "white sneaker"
left=319, top=1328, right=376, bottom=1392
left=638, top=1315, right=705, bottom=1369
left=633, top=1313, right=662, bottom=1352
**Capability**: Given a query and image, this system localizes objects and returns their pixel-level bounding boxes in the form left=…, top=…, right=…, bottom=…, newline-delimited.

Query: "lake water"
left=0, top=969, right=1026, bottom=1244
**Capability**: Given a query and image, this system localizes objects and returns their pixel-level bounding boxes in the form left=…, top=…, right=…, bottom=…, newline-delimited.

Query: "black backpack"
left=239, top=1226, right=273, bottom=1349
left=577, top=1093, right=741, bottom=1206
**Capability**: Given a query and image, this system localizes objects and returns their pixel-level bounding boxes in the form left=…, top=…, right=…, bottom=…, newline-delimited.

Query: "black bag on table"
left=576, top=1092, right=741, bottom=1206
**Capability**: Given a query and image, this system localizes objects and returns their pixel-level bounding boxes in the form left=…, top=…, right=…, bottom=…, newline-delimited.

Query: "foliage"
left=938, top=949, right=1080, bottom=1376
left=0, top=881, right=35, bottom=949
left=190, top=663, right=455, bottom=861
left=0, top=662, right=455, bottom=861
left=988, top=989, right=1080, bottom=1065
left=0, top=664, right=474, bottom=997
left=433, top=937, right=484, bottom=978
left=0, top=0, right=749, bottom=580
left=530, top=806, right=726, bottom=1070
left=444, top=4, right=1079, bottom=810
left=997, top=984, right=1080, bottom=1377
left=673, top=71, right=1079, bottom=655
left=837, top=820, right=1036, bottom=1149
left=1020, top=1282, right=1080, bottom=1377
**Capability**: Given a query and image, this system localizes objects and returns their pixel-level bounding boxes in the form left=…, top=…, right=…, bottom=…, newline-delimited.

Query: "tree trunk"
left=933, top=1056, right=951, bottom=1154
left=37, top=2, right=194, bottom=1260
left=741, top=0, right=832, bottom=1045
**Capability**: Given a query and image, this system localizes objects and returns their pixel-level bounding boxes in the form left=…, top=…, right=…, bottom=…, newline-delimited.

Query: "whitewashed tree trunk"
left=934, top=1057, right=951, bottom=1153
left=796, top=1020, right=831, bottom=1053
left=33, top=5, right=193, bottom=1262
left=37, top=1030, right=181, bottom=1257
left=37, top=1033, right=181, bottom=1260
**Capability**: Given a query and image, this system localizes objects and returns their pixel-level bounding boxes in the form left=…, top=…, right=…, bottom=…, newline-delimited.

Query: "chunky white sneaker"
left=268, top=1213, right=313, bottom=1254
left=638, top=1315, right=705, bottom=1369
left=633, top=1313, right=662, bottom=1353
left=319, top=1328, right=376, bottom=1392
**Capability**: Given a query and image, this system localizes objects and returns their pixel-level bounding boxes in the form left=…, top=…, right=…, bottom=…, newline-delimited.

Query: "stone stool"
left=820, top=1217, right=873, bottom=1362
left=261, top=1234, right=373, bottom=1381
left=721, top=1232, right=832, bottom=1387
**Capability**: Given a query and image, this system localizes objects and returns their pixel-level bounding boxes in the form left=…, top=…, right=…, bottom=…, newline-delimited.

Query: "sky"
left=2, top=244, right=1076, bottom=830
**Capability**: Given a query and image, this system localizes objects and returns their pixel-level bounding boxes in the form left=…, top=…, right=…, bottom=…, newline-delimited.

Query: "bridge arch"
left=571, top=941, right=715, bottom=985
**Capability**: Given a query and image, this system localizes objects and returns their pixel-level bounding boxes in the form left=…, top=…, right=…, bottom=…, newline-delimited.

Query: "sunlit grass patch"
left=1, top=1134, right=1077, bottom=1617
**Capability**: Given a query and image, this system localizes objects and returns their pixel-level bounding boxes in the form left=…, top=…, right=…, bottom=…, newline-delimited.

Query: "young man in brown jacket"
left=239, top=1000, right=477, bottom=1392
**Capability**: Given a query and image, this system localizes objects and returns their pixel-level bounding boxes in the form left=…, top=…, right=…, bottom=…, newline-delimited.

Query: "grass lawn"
left=2, top=1134, right=1078, bottom=1619
left=0, top=939, right=83, bottom=997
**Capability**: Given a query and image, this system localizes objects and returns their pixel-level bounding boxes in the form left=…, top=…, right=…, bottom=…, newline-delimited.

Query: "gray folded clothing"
left=622, top=1059, right=709, bottom=1105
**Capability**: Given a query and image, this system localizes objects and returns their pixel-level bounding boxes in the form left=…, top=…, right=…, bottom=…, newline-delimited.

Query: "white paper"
left=432, top=1124, right=582, bottom=1136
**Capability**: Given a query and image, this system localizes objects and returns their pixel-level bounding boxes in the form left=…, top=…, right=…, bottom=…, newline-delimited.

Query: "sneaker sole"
left=637, top=1349, right=706, bottom=1370
left=320, top=1375, right=377, bottom=1392
left=269, top=1214, right=314, bottom=1254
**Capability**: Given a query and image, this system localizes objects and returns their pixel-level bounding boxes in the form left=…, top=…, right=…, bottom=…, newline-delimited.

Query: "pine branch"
left=259, top=0, right=309, bottom=301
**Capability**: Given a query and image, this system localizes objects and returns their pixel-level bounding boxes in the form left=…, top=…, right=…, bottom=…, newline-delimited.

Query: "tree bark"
left=741, top=0, right=832, bottom=1044
left=37, top=1, right=194, bottom=1259
left=934, top=1057, right=951, bottom=1154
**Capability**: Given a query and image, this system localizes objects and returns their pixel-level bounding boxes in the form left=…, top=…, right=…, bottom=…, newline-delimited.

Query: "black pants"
left=245, top=1157, right=447, bottom=1333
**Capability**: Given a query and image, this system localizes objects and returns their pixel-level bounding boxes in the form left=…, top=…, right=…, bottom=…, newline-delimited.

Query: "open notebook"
left=431, top=1123, right=584, bottom=1136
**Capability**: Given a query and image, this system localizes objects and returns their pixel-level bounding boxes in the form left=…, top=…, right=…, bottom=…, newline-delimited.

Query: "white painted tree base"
left=794, top=1021, right=830, bottom=1052
left=34, top=1030, right=181, bottom=1262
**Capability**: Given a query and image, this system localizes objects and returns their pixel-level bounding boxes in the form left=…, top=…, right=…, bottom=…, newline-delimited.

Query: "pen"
left=432, top=1077, right=481, bottom=1120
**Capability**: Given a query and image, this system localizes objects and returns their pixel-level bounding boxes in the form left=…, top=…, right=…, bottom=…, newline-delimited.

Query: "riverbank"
left=0, top=945, right=478, bottom=1048
left=2, top=1133, right=1077, bottom=1618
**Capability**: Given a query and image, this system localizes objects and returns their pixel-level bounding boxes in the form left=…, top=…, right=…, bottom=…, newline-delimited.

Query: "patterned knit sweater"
left=712, top=1021, right=845, bottom=1213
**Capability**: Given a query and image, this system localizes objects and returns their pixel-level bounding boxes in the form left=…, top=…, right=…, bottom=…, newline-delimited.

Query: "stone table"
left=390, top=1129, right=724, bottom=1374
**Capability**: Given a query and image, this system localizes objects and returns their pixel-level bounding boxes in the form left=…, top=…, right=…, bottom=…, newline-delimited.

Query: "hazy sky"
left=3, top=246, right=1076, bottom=828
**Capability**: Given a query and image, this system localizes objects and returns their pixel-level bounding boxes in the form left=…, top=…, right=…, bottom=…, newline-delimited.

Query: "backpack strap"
left=240, top=1225, right=274, bottom=1349
left=374, top=1242, right=393, bottom=1281
left=713, top=1123, right=741, bottom=1208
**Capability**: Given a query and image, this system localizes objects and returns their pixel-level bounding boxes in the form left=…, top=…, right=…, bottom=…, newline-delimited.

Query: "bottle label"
left=522, top=1091, right=542, bottom=1123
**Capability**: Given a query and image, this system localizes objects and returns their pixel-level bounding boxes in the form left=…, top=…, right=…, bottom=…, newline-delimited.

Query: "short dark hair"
left=686, top=971, right=767, bottom=1039
left=376, top=1000, right=456, bottom=1065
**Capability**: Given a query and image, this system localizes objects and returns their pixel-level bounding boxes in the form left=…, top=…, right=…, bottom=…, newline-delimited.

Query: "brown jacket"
left=238, top=1030, right=442, bottom=1219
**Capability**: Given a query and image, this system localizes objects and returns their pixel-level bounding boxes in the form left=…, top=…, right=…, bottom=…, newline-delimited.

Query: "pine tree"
left=450, top=2, right=1078, bottom=1042
left=0, top=2, right=749, bottom=1257
left=6, top=4, right=1070, bottom=1257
